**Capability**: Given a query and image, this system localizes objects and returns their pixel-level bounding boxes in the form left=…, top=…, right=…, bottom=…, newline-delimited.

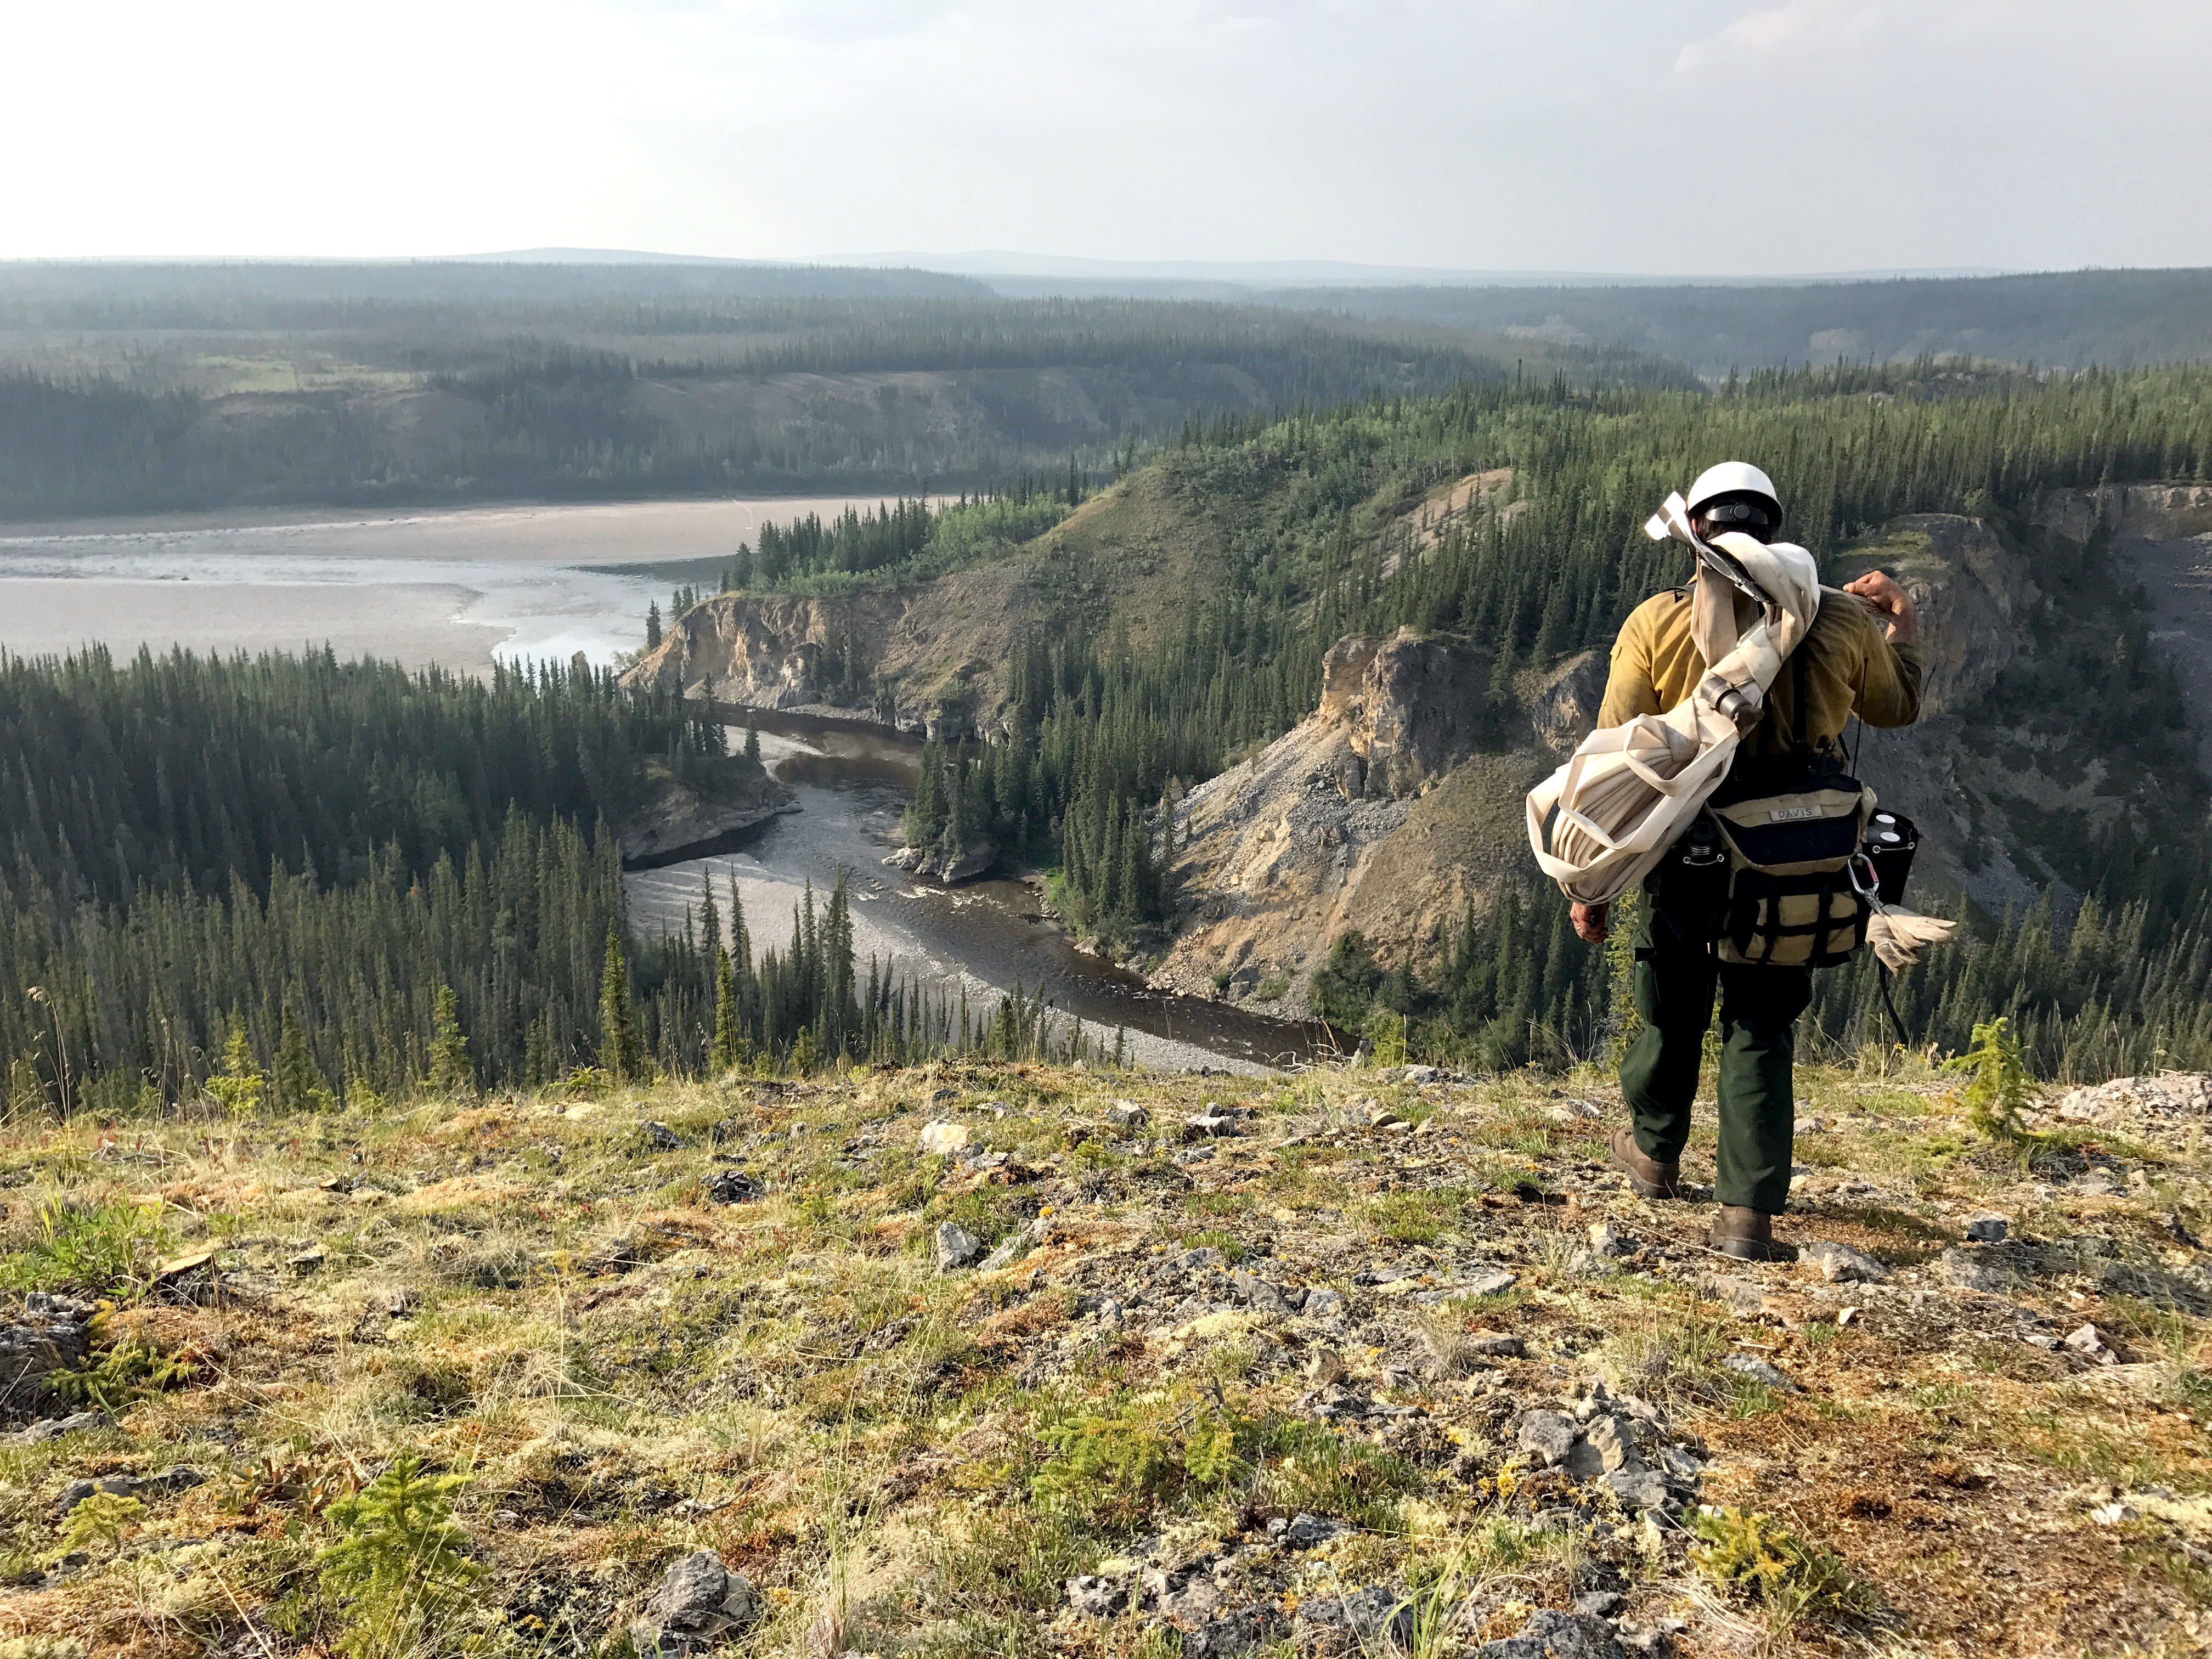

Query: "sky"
left=4, top=0, right=2208, bottom=275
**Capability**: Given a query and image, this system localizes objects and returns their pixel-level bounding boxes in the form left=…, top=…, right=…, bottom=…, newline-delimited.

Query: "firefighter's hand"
left=1844, top=569, right=1918, bottom=646
left=1571, top=901, right=1610, bottom=944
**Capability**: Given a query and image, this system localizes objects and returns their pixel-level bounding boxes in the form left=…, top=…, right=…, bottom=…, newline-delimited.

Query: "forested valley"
left=0, top=650, right=1073, bottom=1120
left=0, top=263, right=1657, bottom=520
left=783, top=360, right=2212, bottom=1080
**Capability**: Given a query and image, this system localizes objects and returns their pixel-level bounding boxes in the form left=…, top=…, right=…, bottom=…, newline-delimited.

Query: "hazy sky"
left=6, top=0, right=2208, bottom=274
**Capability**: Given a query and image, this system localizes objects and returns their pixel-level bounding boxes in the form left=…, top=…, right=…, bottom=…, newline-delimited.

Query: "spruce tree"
left=428, top=984, right=474, bottom=1095
left=273, top=993, right=324, bottom=1114
left=598, top=926, right=640, bottom=1081
left=710, top=947, right=745, bottom=1071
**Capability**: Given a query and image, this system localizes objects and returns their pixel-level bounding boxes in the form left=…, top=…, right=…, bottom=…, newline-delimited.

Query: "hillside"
left=627, top=365, right=2212, bottom=1075
left=1263, top=268, right=2212, bottom=376
left=0, top=274, right=1616, bottom=519
left=1, top=1056, right=2204, bottom=1657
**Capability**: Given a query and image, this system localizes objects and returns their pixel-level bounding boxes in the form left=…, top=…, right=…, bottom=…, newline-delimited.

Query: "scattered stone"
left=629, top=1550, right=758, bottom=1655
left=1798, top=1239, right=1891, bottom=1283
left=703, top=1169, right=764, bottom=1205
left=1065, top=1575, right=1129, bottom=1617
left=1602, top=1469, right=1674, bottom=1513
left=1300, top=1286, right=1347, bottom=1321
left=917, top=1120, right=972, bottom=1156
left=1700, top=1273, right=1768, bottom=1316
left=1230, top=1268, right=1290, bottom=1314
left=1281, top=1512, right=1351, bottom=1549
left=1106, top=1100, right=1150, bottom=1130
left=10, top=1411, right=110, bottom=1446
left=933, top=1222, right=984, bottom=1272
left=1516, top=1409, right=1577, bottom=1466
left=1965, top=1212, right=2011, bottom=1243
left=1476, top=1608, right=1628, bottom=1659
left=52, top=1466, right=204, bottom=1517
left=1720, top=1353, right=1797, bottom=1391
left=1583, top=1414, right=1647, bottom=1475
left=2063, top=1322, right=2119, bottom=1364
left=979, top=1222, right=1043, bottom=1273
left=641, top=1120, right=683, bottom=1151
left=1937, top=1245, right=2016, bottom=1294
left=1589, top=1220, right=1634, bottom=1256
left=1296, top=1584, right=1414, bottom=1646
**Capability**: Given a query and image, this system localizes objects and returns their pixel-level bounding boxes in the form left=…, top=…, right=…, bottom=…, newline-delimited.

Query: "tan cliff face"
left=1149, top=629, right=1540, bottom=1017
left=618, top=565, right=1039, bottom=741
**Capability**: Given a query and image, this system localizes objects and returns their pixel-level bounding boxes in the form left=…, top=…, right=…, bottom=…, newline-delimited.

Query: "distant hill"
left=1249, top=268, right=2212, bottom=374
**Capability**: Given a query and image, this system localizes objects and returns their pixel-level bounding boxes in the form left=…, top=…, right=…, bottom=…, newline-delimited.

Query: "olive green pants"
left=1618, top=911, right=1810, bottom=1214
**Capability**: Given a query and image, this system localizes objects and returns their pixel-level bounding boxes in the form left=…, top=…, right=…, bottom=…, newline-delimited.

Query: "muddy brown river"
left=623, top=708, right=1335, bottom=1074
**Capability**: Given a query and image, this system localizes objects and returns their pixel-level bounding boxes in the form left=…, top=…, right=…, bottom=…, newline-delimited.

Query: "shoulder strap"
left=1791, top=647, right=1810, bottom=757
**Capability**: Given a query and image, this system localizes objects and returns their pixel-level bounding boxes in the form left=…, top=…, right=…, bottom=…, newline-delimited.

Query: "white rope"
left=1525, top=494, right=1822, bottom=906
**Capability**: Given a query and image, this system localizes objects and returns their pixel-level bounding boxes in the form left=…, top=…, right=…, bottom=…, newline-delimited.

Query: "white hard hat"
left=1685, top=461, right=1781, bottom=521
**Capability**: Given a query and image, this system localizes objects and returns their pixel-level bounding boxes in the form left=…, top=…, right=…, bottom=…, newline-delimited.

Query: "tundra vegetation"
left=0, top=1047, right=2204, bottom=1656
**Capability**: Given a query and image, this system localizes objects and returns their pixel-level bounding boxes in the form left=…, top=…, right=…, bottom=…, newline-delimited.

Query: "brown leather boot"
left=1607, top=1128, right=1684, bottom=1200
left=1710, top=1205, right=1793, bottom=1262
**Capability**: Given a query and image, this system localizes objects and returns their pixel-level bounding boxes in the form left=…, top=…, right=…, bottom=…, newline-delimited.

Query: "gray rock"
left=1300, top=1286, right=1347, bottom=1321
left=702, top=1169, right=764, bottom=1204
left=1965, top=1212, right=2010, bottom=1243
left=1584, top=1414, right=1647, bottom=1474
left=1720, top=1353, right=1797, bottom=1391
left=52, top=1466, right=203, bottom=1518
left=1065, top=1574, right=1128, bottom=1617
left=1516, top=1409, right=1577, bottom=1467
left=2064, top=1322, right=2118, bottom=1363
left=1602, top=1469, right=1674, bottom=1513
left=629, top=1549, right=758, bottom=1655
left=1700, top=1272, right=1767, bottom=1316
left=1230, top=1269, right=1290, bottom=1314
left=642, top=1120, right=684, bottom=1151
left=1182, top=1605, right=1289, bottom=1657
left=2, top=1300, right=99, bottom=1415
left=933, top=1222, right=984, bottom=1272
left=1798, top=1239, right=1891, bottom=1284
left=1477, top=1609, right=1628, bottom=1659
left=1937, top=1245, right=2016, bottom=1294
left=1282, top=1513, right=1351, bottom=1549
left=12, top=1411, right=111, bottom=1446
left=1295, top=1584, right=1414, bottom=1645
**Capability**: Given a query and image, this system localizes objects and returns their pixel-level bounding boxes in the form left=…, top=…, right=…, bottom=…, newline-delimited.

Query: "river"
left=0, top=494, right=926, bottom=672
left=623, top=708, right=1334, bottom=1075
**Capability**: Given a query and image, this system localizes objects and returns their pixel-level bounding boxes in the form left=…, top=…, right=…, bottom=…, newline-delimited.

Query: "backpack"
left=1657, top=653, right=1877, bottom=969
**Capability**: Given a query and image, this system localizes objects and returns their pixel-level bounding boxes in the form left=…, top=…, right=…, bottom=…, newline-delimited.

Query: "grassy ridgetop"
left=0, top=1054, right=2205, bottom=1657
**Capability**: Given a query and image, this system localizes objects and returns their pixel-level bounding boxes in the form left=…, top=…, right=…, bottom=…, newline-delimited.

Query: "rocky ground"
left=1, top=1056, right=2207, bottom=1658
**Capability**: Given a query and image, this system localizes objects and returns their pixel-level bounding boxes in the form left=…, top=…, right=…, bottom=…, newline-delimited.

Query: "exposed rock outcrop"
left=618, top=566, right=1039, bottom=741
left=1151, top=630, right=1529, bottom=1017
left=616, top=759, right=796, bottom=865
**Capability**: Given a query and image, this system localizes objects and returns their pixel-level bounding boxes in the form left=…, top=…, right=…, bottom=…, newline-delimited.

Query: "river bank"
left=623, top=708, right=1334, bottom=1074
